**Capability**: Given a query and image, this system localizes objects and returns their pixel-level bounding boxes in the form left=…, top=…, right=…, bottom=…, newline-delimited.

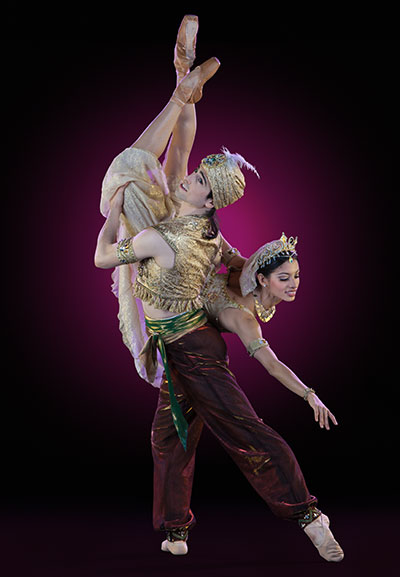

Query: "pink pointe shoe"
left=304, top=513, right=344, bottom=562
left=170, top=57, right=220, bottom=107
left=174, top=15, right=199, bottom=79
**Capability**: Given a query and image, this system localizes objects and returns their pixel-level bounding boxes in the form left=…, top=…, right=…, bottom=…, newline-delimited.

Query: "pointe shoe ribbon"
left=171, top=57, right=220, bottom=107
left=174, top=15, right=199, bottom=79
left=304, top=513, right=344, bottom=562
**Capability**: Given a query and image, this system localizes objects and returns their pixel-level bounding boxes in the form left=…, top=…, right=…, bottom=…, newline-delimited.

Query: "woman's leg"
left=131, top=99, right=184, bottom=160
left=131, top=59, right=218, bottom=159
left=163, top=16, right=199, bottom=186
left=131, top=16, right=217, bottom=164
left=162, top=103, right=197, bottom=189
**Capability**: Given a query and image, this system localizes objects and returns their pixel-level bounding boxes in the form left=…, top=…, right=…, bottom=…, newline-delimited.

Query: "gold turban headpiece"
left=239, top=233, right=298, bottom=296
left=200, top=147, right=260, bottom=209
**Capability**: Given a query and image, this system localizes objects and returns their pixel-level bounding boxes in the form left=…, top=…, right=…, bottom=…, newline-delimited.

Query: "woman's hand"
left=307, top=394, right=338, bottom=430
left=109, top=184, right=126, bottom=212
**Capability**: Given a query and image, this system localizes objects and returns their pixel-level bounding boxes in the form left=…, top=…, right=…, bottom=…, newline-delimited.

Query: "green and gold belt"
left=144, top=309, right=207, bottom=451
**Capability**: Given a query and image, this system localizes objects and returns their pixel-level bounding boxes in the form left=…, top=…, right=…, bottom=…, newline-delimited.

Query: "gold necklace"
left=253, top=296, right=276, bottom=323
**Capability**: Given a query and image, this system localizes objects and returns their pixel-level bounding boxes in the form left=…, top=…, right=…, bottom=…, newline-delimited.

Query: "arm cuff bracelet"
left=116, top=238, right=139, bottom=264
left=303, top=387, right=316, bottom=401
left=247, top=337, right=269, bottom=357
left=222, top=247, right=241, bottom=267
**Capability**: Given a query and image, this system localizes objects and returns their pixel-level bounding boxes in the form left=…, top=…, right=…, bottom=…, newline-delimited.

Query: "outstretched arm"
left=94, top=186, right=175, bottom=269
left=221, top=235, right=247, bottom=271
left=219, top=307, right=338, bottom=430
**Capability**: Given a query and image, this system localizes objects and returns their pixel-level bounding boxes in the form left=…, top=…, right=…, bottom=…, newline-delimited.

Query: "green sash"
left=145, top=309, right=207, bottom=451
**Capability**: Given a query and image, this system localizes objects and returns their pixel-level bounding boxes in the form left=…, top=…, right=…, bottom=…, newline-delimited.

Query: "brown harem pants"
left=151, top=323, right=317, bottom=532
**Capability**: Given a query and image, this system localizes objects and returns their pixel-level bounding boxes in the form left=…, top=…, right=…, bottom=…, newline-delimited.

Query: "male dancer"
left=95, top=15, right=344, bottom=562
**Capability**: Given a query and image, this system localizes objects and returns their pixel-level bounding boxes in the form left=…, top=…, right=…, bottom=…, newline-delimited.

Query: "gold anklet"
left=298, top=506, right=321, bottom=529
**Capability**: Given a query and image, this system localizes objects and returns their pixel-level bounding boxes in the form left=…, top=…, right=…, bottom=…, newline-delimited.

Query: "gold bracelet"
left=303, top=387, right=316, bottom=401
left=222, top=247, right=241, bottom=267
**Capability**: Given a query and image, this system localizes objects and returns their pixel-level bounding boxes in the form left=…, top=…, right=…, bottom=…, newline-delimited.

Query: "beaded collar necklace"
left=253, top=295, right=276, bottom=323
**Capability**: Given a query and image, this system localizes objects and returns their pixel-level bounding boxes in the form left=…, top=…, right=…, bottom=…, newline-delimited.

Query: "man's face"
left=177, top=168, right=212, bottom=209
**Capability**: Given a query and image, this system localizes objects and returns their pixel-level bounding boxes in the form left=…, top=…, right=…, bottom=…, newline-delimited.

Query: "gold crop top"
left=133, top=215, right=222, bottom=314
left=202, top=272, right=253, bottom=330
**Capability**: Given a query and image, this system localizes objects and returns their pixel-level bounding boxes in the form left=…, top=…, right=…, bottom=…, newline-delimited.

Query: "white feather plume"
left=221, top=146, right=260, bottom=179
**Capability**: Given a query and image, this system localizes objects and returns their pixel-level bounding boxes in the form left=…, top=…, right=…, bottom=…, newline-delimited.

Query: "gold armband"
left=222, top=247, right=241, bottom=267
left=247, top=337, right=269, bottom=357
left=116, top=238, right=138, bottom=265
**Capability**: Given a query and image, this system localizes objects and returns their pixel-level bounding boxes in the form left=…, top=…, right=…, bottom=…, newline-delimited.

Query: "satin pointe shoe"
left=170, top=57, right=220, bottom=107
left=174, top=14, right=199, bottom=80
left=303, top=513, right=344, bottom=562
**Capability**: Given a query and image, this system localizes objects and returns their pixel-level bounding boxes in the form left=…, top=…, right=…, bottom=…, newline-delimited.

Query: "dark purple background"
left=6, top=6, right=393, bottom=511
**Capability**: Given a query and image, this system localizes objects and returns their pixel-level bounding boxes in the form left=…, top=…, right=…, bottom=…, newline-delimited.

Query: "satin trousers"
left=151, top=323, right=317, bottom=531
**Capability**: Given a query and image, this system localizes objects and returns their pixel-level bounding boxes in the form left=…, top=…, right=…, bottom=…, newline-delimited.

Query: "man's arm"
left=220, top=235, right=247, bottom=270
left=94, top=186, right=175, bottom=269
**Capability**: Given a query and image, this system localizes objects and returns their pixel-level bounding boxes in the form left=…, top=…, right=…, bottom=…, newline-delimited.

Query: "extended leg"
left=163, top=103, right=197, bottom=190
left=163, top=16, right=199, bottom=186
left=131, top=60, right=219, bottom=159
left=131, top=99, right=184, bottom=160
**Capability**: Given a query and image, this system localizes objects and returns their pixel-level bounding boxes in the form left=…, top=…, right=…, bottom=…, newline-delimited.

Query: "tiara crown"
left=257, top=233, right=298, bottom=268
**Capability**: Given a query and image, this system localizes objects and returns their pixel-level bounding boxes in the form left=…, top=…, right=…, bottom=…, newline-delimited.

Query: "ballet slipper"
left=174, top=15, right=199, bottom=80
left=303, top=513, right=344, bottom=562
left=170, top=57, right=220, bottom=107
left=161, top=539, right=188, bottom=555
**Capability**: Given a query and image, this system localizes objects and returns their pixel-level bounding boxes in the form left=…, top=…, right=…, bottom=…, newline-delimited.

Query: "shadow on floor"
left=1, top=500, right=397, bottom=577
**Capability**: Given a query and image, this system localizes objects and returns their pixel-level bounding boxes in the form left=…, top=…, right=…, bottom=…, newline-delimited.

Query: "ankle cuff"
left=166, top=527, right=189, bottom=542
left=297, top=506, right=321, bottom=530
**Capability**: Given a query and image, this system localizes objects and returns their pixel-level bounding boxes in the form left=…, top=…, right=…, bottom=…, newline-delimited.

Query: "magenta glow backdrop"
left=6, top=9, right=391, bottom=499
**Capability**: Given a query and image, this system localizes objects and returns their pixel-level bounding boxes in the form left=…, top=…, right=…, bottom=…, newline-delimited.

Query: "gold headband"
left=239, top=233, right=298, bottom=296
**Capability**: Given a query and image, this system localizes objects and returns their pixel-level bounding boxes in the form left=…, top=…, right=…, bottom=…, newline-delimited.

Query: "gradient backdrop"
left=5, top=5, right=393, bottom=515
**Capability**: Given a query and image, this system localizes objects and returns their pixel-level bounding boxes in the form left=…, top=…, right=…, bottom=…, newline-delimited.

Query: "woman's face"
left=260, top=259, right=300, bottom=302
left=177, top=168, right=212, bottom=209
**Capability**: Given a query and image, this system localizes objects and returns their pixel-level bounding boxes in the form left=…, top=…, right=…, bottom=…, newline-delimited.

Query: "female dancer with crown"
left=204, top=233, right=338, bottom=431
left=95, top=15, right=344, bottom=564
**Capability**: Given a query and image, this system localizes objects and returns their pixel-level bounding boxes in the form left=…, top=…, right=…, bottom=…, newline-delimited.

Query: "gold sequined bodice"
left=134, top=215, right=222, bottom=314
left=202, top=272, right=253, bottom=330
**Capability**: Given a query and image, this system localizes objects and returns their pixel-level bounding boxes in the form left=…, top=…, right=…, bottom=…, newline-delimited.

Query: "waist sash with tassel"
left=140, top=309, right=207, bottom=451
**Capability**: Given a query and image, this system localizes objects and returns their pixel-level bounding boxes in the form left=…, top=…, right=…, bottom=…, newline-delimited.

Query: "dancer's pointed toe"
left=171, top=57, right=220, bottom=107
left=174, top=14, right=199, bottom=80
